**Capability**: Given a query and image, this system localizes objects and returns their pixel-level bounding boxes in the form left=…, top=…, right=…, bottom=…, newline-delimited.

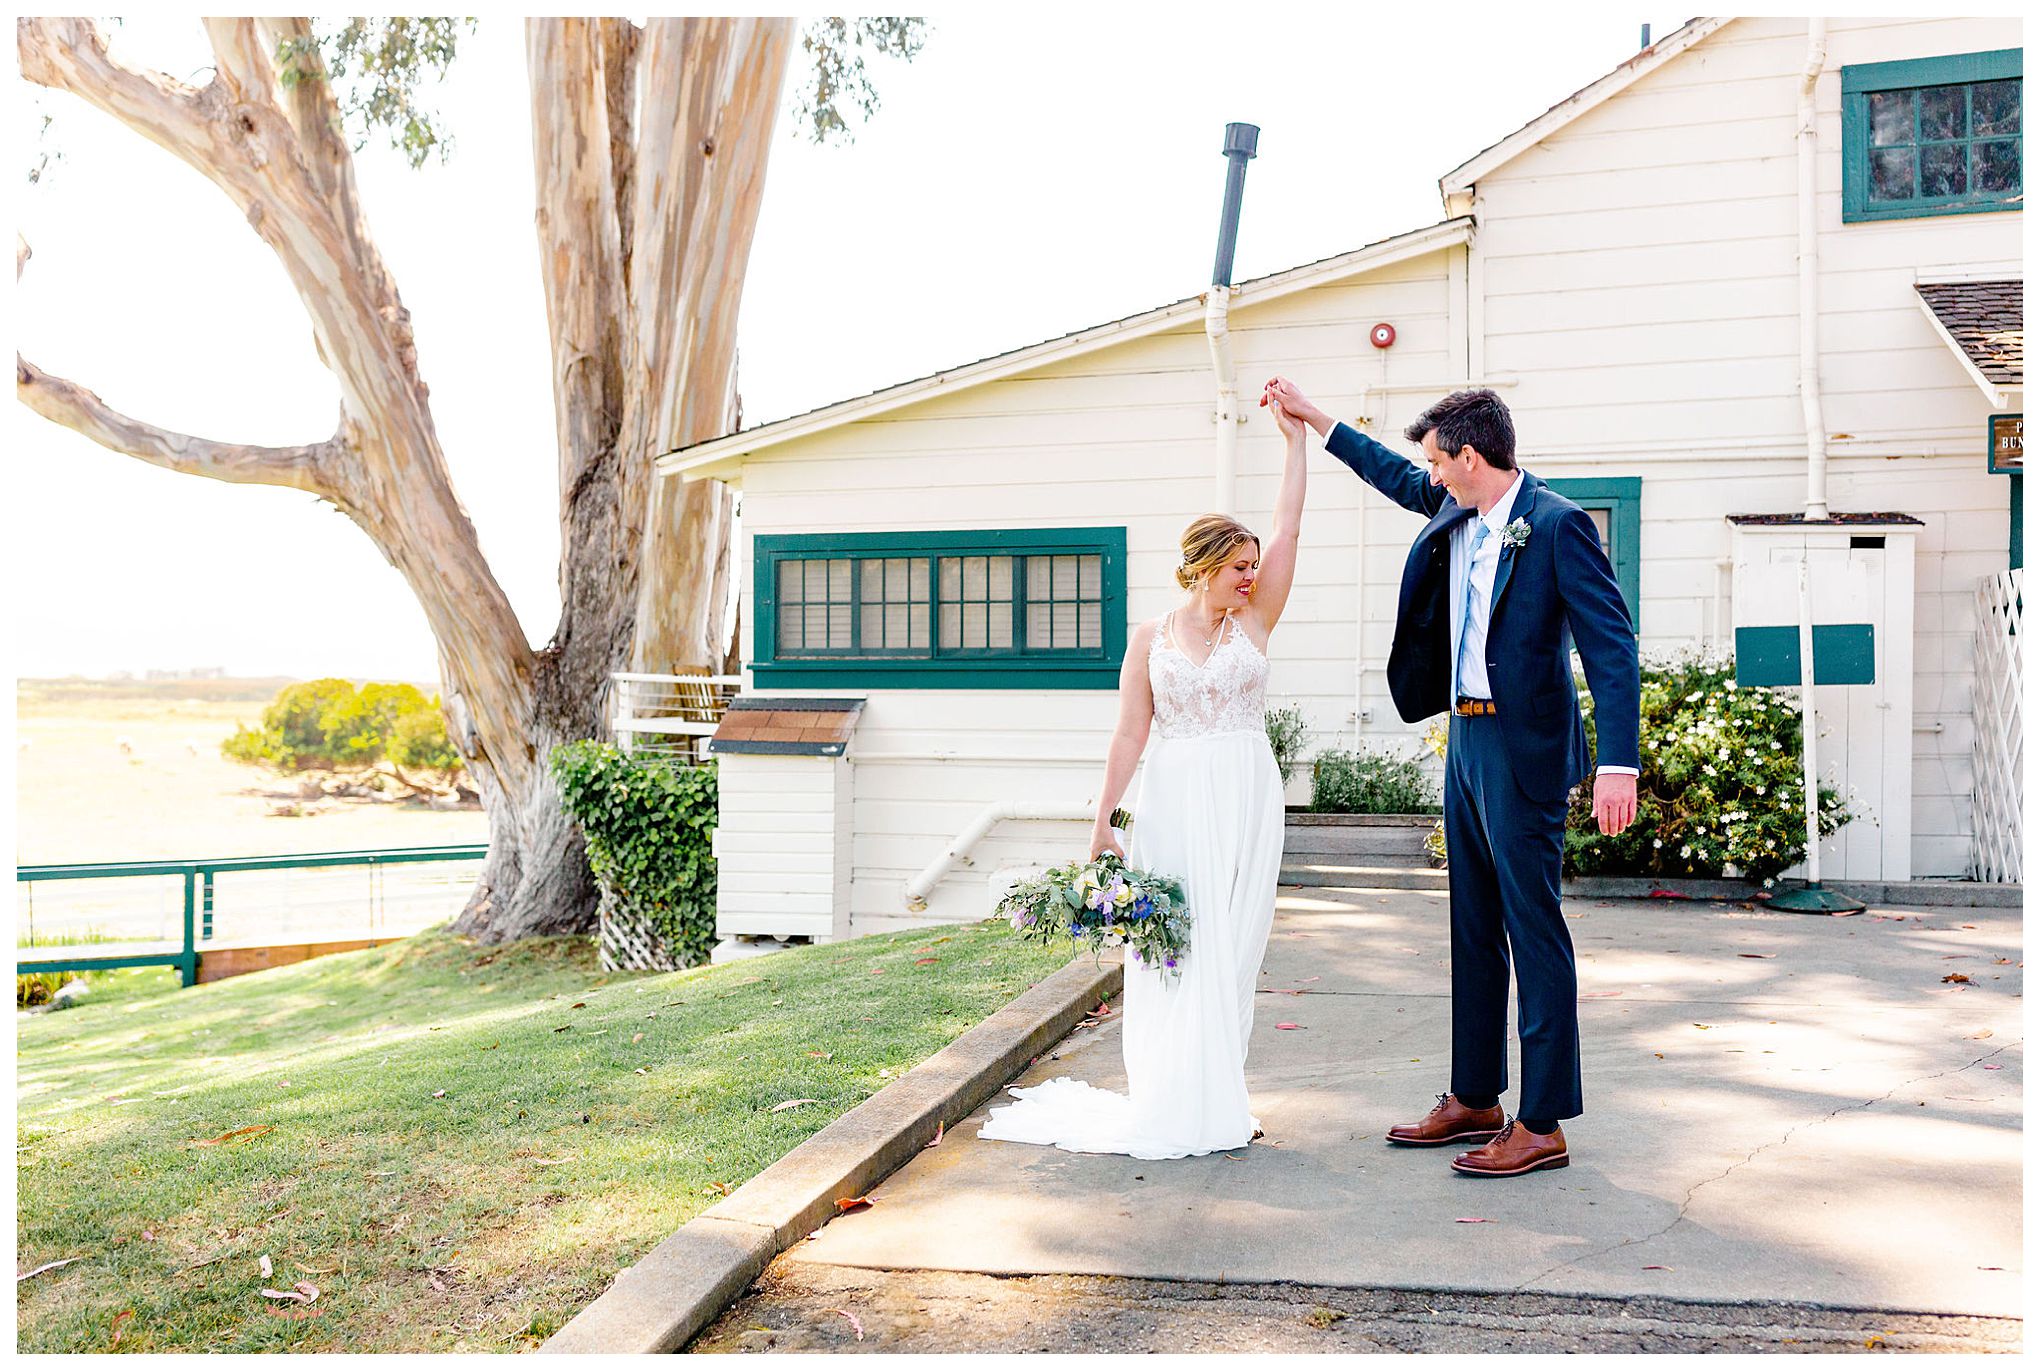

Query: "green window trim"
left=752, top=526, right=1128, bottom=689
left=1841, top=48, right=2022, bottom=223
left=1546, top=477, right=1641, bottom=632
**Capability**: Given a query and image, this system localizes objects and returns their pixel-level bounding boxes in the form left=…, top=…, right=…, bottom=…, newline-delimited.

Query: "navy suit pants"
left=1443, top=711, right=1584, bottom=1120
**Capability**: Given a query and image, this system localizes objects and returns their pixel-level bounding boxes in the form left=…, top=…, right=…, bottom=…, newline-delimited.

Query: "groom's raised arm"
left=1263, top=377, right=1443, bottom=519
left=1325, top=424, right=1444, bottom=519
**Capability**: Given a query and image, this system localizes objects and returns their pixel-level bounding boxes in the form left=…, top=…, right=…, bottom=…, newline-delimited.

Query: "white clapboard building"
left=636, top=17, right=2023, bottom=943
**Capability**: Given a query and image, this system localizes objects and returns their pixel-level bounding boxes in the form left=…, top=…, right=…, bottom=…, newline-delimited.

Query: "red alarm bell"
left=1369, top=322, right=1396, bottom=349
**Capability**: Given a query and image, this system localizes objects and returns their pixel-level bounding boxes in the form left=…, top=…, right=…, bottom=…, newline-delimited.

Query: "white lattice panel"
left=1968, top=569, right=2022, bottom=883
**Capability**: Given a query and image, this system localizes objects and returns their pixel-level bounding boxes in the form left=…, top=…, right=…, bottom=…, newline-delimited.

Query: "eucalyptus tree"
left=16, top=17, right=923, bottom=939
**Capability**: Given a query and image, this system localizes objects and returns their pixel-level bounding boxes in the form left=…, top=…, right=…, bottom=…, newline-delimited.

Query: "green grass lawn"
left=16, top=922, right=1076, bottom=1353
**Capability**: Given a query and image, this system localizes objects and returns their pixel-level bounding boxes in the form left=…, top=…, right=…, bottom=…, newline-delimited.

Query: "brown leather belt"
left=1453, top=696, right=1497, bottom=717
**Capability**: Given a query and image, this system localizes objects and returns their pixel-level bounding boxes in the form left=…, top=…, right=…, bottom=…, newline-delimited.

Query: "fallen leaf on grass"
left=1943, top=974, right=1972, bottom=984
left=702, top=1181, right=732, bottom=1198
left=1454, top=1217, right=1495, bottom=1224
left=914, top=958, right=939, bottom=966
left=110, top=1309, right=133, bottom=1346
left=192, top=1126, right=272, bottom=1147
left=1274, top=1023, right=1303, bottom=1030
left=293, top=1261, right=338, bottom=1276
left=428, top=1272, right=448, bottom=1292
left=571, top=1002, right=586, bottom=1009
left=632, top=1033, right=645, bottom=1044
left=829, top=1308, right=865, bottom=1341
left=260, top=1281, right=319, bottom=1304
left=259, top=1254, right=273, bottom=1279
left=835, top=1195, right=874, bottom=1213
left=806, top=1052, right=833, bottom=1060
left=17, top=1257, right=83, bottom=1282
left=431, top=1090, right=447, bottom=1099
left=553, top=1025, right=572, bottom=1032
left=771, top=1099, right=822, bottom=1113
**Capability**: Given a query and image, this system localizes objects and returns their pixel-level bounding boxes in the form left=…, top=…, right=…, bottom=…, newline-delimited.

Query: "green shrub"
left=1310, top=746, right=1441, bottom=815
left=222, top=678, right=460, bottom=776
left=550, top=742, right=718, bottom=969
left=1565, top=648, right=1851, bottom=884
left=390, top=707, right=462, bottom=774
left=1264, top=705, right=1310, bottom=785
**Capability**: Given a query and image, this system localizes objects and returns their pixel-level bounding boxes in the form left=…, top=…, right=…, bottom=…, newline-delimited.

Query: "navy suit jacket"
left=1328, top=422, right=1641, bottom=802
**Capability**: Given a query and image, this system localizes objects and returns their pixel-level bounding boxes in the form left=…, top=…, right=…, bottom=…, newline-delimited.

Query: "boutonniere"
left=1500, top=518, right=1531, bottom=551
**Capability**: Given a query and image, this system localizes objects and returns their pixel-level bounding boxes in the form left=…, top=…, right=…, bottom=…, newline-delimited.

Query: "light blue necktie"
left=1455, top=521, right=1488, bottom=699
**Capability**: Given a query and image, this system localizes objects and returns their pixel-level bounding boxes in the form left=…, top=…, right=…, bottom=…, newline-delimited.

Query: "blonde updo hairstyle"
left=1174, top=514, right=1259, bottom=591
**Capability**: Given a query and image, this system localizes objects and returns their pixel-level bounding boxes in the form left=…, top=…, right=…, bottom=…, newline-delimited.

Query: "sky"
left=11, top=10, right=1703, bottom=681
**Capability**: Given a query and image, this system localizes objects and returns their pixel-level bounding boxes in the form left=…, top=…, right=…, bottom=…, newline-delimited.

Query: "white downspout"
left=1207, top=285, right=1239, bottom=514
left=1798, top=20, right=1831, bottom=520
left=904, top=800, right=1095, bottom=911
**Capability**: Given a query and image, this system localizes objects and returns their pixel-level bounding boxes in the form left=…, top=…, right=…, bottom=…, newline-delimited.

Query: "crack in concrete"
left=1512, top=1042, right=2019, bottom=1295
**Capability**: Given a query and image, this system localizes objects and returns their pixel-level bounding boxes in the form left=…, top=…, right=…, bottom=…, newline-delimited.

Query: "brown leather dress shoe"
left=1386, top=1092, right=1506, bottom=1147
left=1450, top=1119, right=1568, bottom=1176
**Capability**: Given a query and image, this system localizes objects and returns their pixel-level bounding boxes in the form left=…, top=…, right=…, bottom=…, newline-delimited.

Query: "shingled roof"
left=1915, top=280, right=2024, bottom=388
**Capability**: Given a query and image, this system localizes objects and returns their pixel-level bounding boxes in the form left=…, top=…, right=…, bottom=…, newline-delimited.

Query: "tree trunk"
left=17, top=16, right=795, bottom=942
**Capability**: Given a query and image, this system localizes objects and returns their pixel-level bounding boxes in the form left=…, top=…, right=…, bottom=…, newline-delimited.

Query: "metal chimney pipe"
left=1640, top=23, right=1651, bottom=48
left=1211, top=122, right=1260, bottom=287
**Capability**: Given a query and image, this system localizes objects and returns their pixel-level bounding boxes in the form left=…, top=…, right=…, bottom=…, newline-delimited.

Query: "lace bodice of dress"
left=1149, top=610, right=1269, bottom=740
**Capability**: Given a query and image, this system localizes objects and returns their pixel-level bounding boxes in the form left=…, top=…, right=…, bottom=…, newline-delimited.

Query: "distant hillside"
left=17, top=677, right=431, bottom=708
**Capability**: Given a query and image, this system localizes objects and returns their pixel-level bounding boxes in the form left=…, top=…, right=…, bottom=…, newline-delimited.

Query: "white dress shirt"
left=1324, top=427, right=1637, bottom=779
left=1450, top=471, right=1524, bottom=703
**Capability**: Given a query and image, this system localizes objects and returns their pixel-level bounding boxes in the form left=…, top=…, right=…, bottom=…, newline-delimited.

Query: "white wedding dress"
left=978, top=609, right=1286, bottom=1159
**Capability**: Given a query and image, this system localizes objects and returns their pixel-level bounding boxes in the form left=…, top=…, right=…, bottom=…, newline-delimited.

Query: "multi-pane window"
left=754, top=529, right=1126, bottom=688
left=1843, top=50, right=2022, bottom=222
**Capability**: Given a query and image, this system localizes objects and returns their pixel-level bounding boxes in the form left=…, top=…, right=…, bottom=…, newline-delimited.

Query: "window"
left=1545, top=477, right=1640, bottom=631
left=1842, top=49, right=2021, bottom=223
left=752, top=527, right=1127, bottom=687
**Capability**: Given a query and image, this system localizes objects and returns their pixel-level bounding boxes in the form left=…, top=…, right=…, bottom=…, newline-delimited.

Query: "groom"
left=1264, top=379, right=1640, bottom=1178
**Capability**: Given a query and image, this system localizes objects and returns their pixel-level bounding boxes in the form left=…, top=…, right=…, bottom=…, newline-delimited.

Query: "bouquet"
left=995, top=838, right=1193, bottom=980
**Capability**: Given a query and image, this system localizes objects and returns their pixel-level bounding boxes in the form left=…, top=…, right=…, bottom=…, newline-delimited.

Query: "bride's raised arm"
left=1247, top=396, right=1309, bottom=633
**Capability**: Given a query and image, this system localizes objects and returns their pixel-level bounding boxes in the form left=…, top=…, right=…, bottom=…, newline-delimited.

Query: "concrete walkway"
left=788, top=887, right=2023, bottom=1320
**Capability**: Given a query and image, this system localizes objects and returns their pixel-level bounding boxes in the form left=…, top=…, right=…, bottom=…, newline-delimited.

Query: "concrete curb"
left=539, top=952, right=1123, bottom=1354
left=1564, top=875, right=2023, bottom=909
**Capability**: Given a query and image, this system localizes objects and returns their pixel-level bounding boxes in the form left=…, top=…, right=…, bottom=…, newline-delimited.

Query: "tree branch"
left=18, top=17, right=260, bottom=205
left=16, top=356, right=339, bottom=496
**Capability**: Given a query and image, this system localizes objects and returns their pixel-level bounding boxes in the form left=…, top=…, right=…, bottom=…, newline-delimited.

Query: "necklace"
left=1186, top=607, right=1230, bottom=646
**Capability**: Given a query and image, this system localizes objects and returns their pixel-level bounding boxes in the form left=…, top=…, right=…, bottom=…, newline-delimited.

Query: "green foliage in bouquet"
left=551, top=742, right=719, bottom=968
left=996, top=853, right=1192, bottom=979
left=1565, top=648, right=1852, bottom=884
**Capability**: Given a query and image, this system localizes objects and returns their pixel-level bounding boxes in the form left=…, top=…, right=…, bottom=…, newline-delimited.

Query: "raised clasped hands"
left=1259, top=376, right=1325, bottom=434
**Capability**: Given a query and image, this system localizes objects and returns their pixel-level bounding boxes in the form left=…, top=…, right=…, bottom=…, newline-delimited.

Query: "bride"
left=979, top=395, right=1308, bottom=1159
